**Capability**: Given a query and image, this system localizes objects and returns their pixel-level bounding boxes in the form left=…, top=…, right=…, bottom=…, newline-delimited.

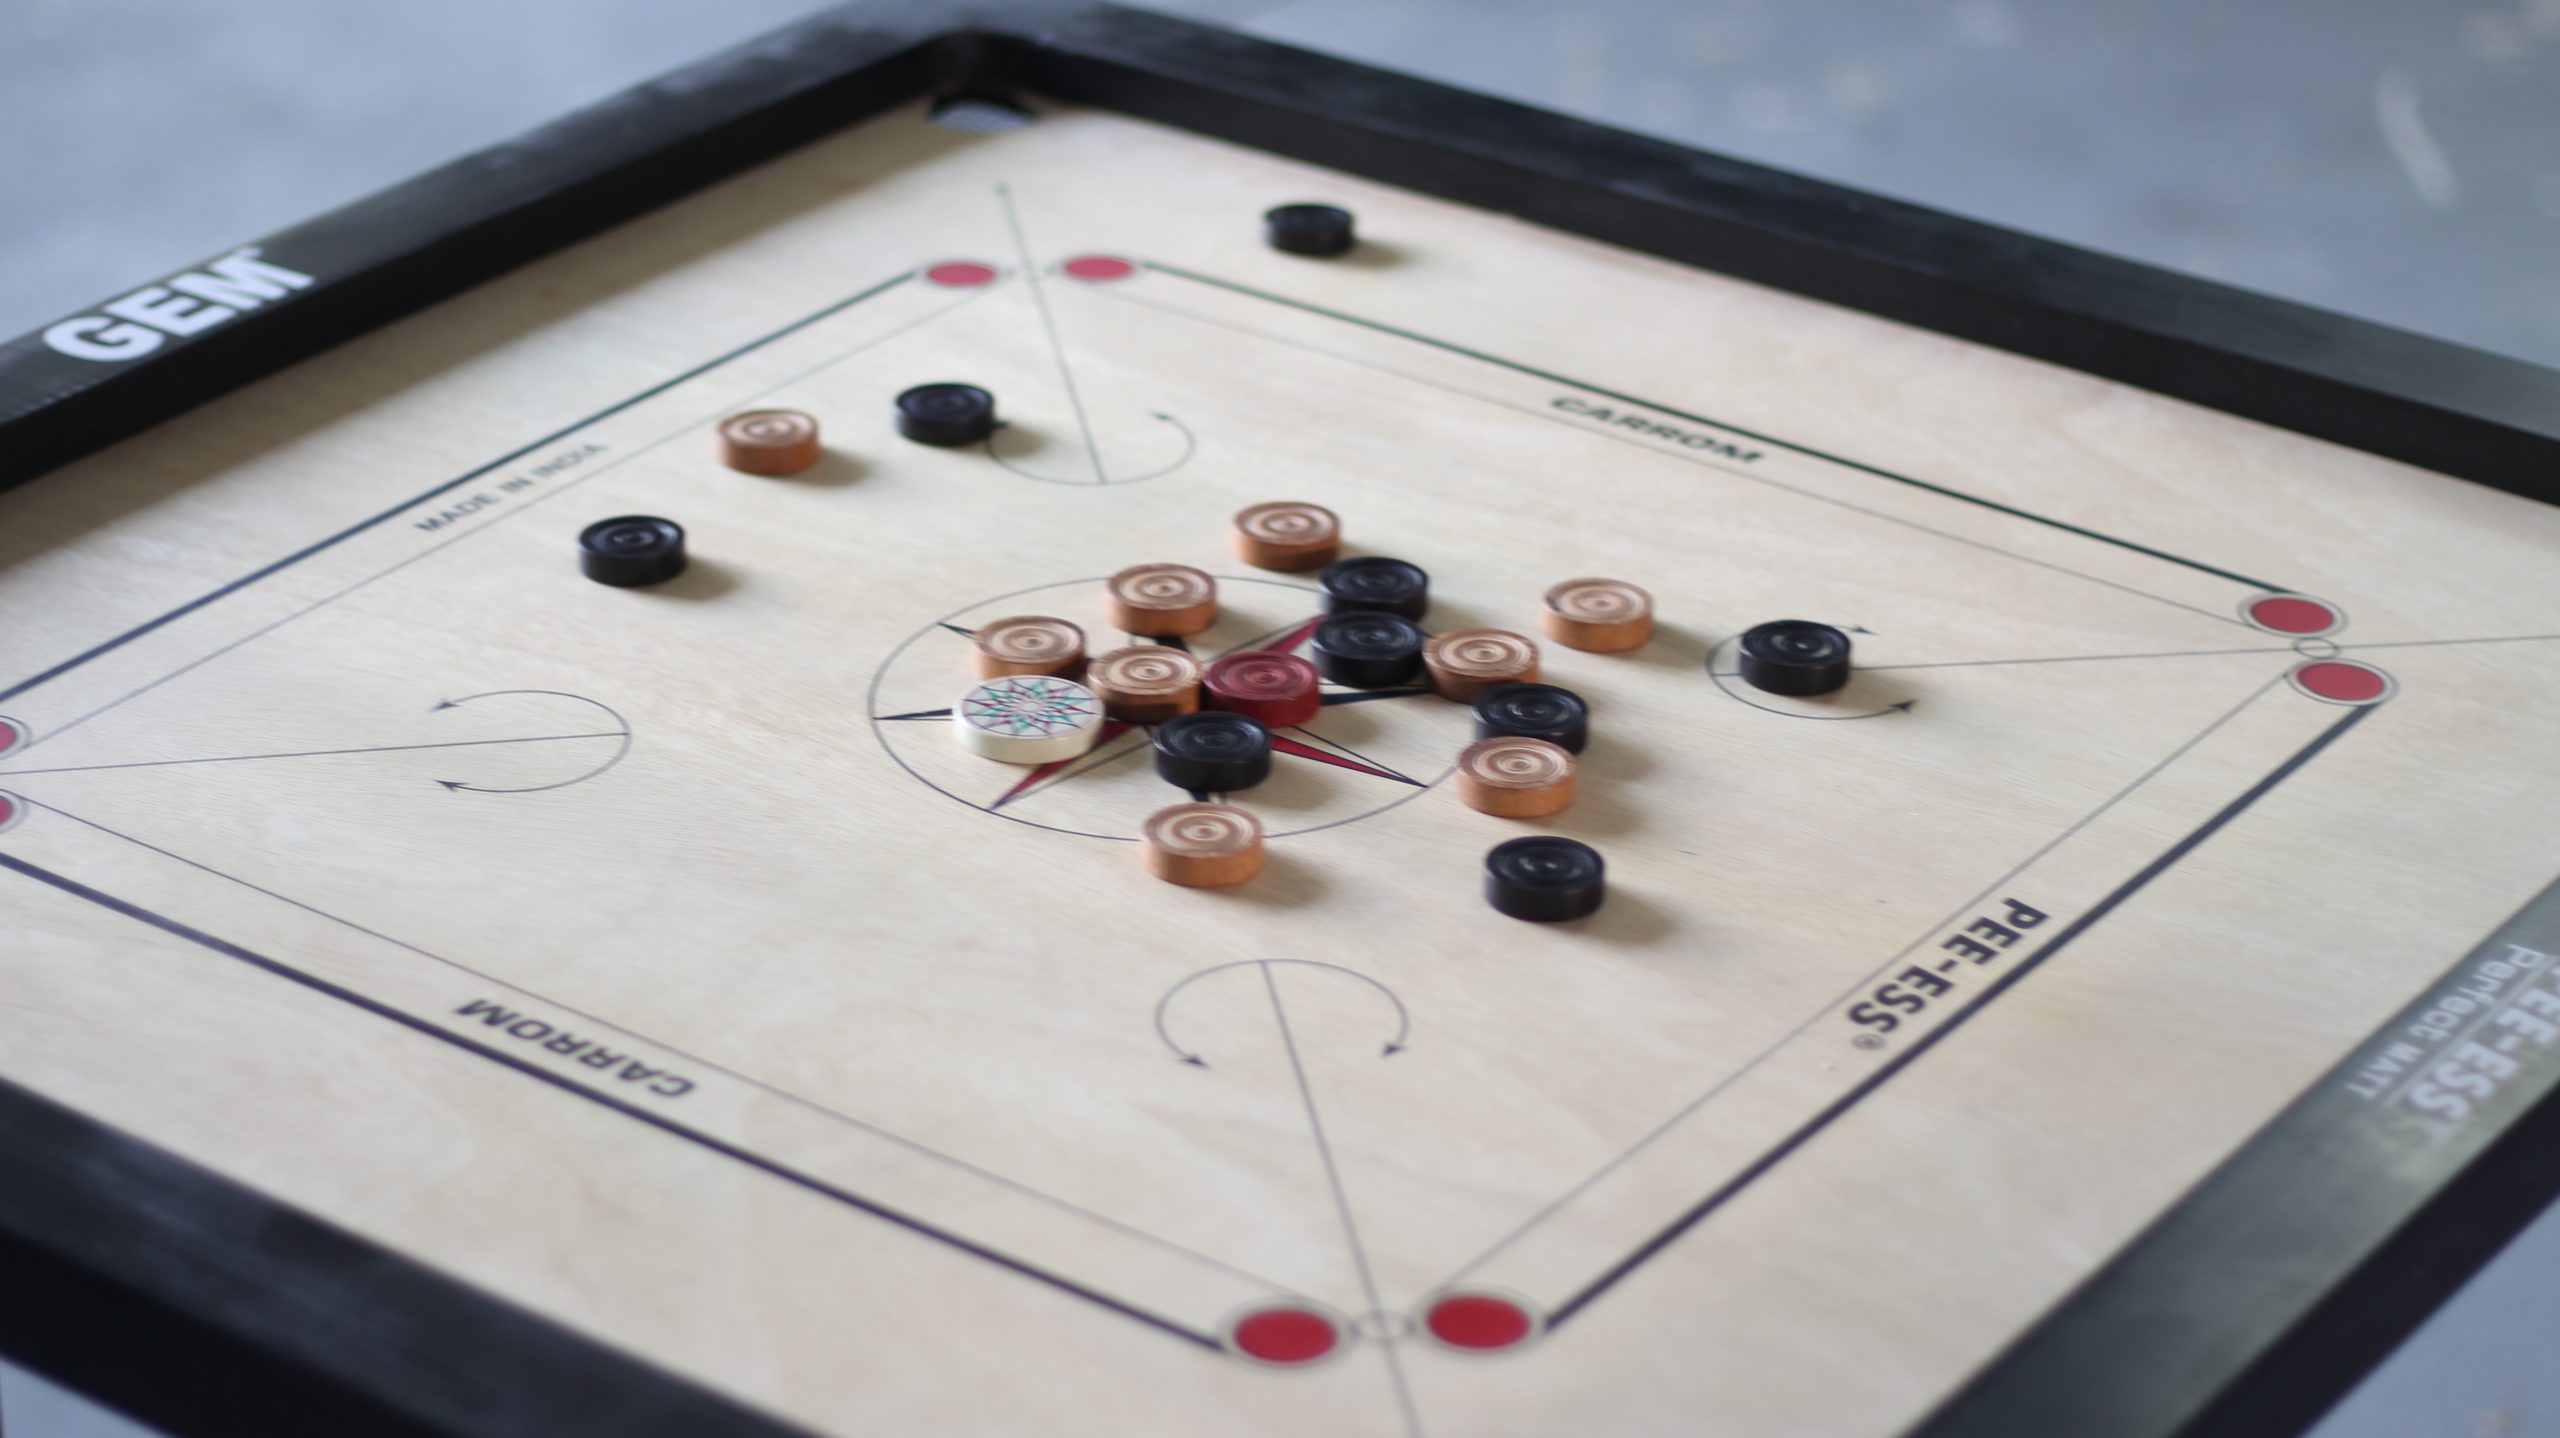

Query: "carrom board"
left=3, top=6, right=2559, bottom=1438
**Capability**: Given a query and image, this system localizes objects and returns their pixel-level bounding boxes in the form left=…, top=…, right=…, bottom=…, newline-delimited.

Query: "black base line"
left=2346, top=632, right=2560, bottom=652
left=1087, top=280, right=2251, bottom=633
left=17, top=794, right=1292, bottom=1299
left=1543, top=701, right=2376, bottom=1330
left=1730, top=630, right=2560, bottom=679
left=1856, top=645, right=2300, bottom=673
left=24, top=280, right=987, bottom=761
left=0, top=269, right=916, bottom=708
left=1862, top=631, right=2560, bottom=674
left=1437, top=671, right=2286, bottom=1292
left=0, top=851, right=1225, bottom=1353
left=1140, top=259, right=2285, bottom=595
left=0, top=731, right=623, bottom=778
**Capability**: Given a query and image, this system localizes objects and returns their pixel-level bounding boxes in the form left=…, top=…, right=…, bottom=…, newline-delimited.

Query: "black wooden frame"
left=4, top=3, right=2558, bottom=1435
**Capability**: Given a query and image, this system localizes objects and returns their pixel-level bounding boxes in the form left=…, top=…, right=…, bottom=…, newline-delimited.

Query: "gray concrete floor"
left=3, top=1, right=2557, bottom=1434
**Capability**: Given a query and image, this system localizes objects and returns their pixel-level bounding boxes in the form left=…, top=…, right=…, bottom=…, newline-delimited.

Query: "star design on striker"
left=963, top=677, right=1099, bottom=738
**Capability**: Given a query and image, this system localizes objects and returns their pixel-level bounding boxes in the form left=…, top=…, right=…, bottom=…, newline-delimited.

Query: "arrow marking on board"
left=1155, top=958, right=1411, bottom=1067
left=1705, top=634, right=1915, bottom=721
left=433, top=689, right=633, bottom=793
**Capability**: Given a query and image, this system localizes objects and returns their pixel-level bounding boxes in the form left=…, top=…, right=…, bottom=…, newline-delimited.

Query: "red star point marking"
left=993, top=721, right=1135, bottom=809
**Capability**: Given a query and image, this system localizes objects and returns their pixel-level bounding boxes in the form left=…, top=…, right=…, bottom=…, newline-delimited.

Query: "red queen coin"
left=1202, top=652, right=1321, bottom=729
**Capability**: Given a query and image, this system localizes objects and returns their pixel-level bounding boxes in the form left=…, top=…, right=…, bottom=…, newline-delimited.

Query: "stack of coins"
left=1319, top=557, right=1429, bottom=619
left=1311, top=612, right=1426, bottom=689
left=968, top=525, right=1658, bottom=921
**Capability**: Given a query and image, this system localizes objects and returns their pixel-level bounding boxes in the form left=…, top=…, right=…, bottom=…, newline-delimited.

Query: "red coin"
left=2244, top=595, right=2342, bottom=636
left=924, top=260, right=999, bottom=287
left=2292, top=659, right=2392, bottom=704
left=1203, top=652, right=1321, bottom=729
left=1230, top=1304, right=1340, bottom=1365
left=1062, top=255, right=1136, bottom=282
left=1424, top=1292, right=1537, bottom=1351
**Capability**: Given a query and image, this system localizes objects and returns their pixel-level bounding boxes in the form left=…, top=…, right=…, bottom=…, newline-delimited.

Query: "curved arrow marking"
left=985, top=411, right=1196, bottom=485
left=433, top=689, right=632, bottom=793
left=1705, top=635, right=1914, bottom=721
left=1154, top=959, right=1411, bottom=1066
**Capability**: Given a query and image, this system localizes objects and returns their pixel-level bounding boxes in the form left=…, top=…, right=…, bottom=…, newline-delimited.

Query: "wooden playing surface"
left=3, top=97, right=2558, bottom=1437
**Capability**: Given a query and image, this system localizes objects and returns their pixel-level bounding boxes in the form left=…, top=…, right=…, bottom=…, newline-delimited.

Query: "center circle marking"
left=869, top=576, right=1461, bottom=841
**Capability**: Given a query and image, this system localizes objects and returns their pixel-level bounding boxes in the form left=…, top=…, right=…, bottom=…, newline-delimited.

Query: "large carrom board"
left=4, top=7, right=2559, bottom=1438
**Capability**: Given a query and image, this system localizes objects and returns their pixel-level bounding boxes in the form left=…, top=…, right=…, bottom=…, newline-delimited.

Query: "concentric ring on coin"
left=716, top=408, right=822, bottom=475
left=1470, top=681, right=1590, bottom=753
left=1146, top=802, right=1261, bottom=855
left=1423, top=627, right=1541, bottom=701
left=1201, top=651, right=1323, bottom=729
left=1105, top=563, right=1219, bottom=635
left=1461, top=735, right=1574, bottom=789
left=1542, top=577, right=1654, bottom=652
left=1231, top=501, right=1342, bottom=571
left=1142, top=802, right=1266, bottom=887
left=1454, top=736, right=1577, bottom=817
left=1088, top=645, right=1204, bottom=722
left=973, top=615, right=1088, bottom=678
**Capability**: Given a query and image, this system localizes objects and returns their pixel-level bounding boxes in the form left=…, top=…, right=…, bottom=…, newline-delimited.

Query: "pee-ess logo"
left=42, top=247, right=314, bottom=362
